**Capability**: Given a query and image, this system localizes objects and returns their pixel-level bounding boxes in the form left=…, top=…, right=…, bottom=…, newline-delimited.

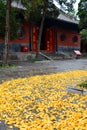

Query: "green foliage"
left=58, top=0, right=76, bottom=13
left=81, top=53, right=87, bottom=58
left=78, top=0, right=87, bottom=47
left=22, top=0, right=59, bottom=22
left=79, top=80, right=87, bottom=89
left=78, top=0, right=87, bottom=30
left=0, top=63, right=16, bottom=68
left=22, top=0, right=76, bottom=22
left=0, top=1, right=21, bottom=40
left=80, top=29, right=87, bottom=44
left=9, top=10, right=21, bottom=40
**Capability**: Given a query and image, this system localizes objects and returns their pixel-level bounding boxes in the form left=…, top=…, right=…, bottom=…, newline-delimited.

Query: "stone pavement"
left=0, top=120, right=19, bottom=130
left=0, top=59, right=87, bottom=84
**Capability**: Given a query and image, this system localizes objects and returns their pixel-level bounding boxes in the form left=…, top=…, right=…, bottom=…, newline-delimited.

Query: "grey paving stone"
left=0, top=120, right=19, bottom=130
left=67, top=86, right=87, bottom=95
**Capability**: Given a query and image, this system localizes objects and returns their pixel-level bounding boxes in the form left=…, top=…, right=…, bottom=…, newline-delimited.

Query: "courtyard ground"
left=0, top=59, right=87, bottom=130
left=0, top=59, right=87, bottom=83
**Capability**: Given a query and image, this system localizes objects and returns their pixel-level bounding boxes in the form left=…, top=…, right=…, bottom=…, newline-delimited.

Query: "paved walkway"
left=0, top=59, right=87, bottom=84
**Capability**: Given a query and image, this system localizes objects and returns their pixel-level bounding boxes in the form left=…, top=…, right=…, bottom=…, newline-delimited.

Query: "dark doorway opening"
left=40, top=27, right=46, bottom=50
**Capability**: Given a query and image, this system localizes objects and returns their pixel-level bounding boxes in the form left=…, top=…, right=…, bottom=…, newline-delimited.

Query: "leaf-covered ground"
left=0, top=70, right=87, bottom=130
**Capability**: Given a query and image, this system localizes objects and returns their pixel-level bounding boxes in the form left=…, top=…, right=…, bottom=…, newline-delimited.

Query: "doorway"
left=40, top=27, right=46, bottom=50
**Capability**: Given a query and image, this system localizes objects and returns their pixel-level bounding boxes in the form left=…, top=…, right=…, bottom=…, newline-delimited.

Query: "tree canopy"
left=22, top=0, right=59, bottom=22
left=58, top=0, right=76, bottom=14
left=0, top=0, right=20, bottom=40
left=80, top=29, right=87, bottom=44
left=22, top=0, right=76, bottom=21
left=78, top=0, right=87, bottom=30
left=78, top=0, right=87, bottom=47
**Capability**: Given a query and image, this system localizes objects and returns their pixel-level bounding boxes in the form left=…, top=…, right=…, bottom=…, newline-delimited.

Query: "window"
left=72, top=36, right=78, bottom=43
left=60, top=33, right=66, bottom=42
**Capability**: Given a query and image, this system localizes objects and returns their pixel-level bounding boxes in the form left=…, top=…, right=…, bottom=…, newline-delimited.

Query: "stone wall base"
left=0, top=52, right=36, bottom=62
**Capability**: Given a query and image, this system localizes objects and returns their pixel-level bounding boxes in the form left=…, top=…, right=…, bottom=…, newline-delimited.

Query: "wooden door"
left=32, top=26, right=39, bottom=52
left=46, top=28, right=56, bottom=52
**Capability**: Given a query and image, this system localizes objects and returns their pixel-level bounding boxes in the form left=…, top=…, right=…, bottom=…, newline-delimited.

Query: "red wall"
left=0, top=38, right=4, bottom=42
left=57, top=29, right=80, bottom=47
left=0, top=23, right=30, bottom=44
left=11, top=23, right=30, bottom=44
left=43, top=28, right=80, bottom=52
left=32, top=26, right=80, bottom=52
left=0, top=23, right=80, bottom=52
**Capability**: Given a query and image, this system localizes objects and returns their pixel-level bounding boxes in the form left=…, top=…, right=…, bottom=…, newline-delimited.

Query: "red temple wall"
left=0, top=23, right=30, bottom=44
left=57, top=29, right=80, bottom=47
left=11, top=23, right=30, bottom=44
left=0, top=23, right=80, bottom=52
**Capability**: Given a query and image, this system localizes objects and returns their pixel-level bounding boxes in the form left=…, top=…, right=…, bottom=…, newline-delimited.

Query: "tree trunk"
left=36, top=9, right=46, bottom=58
left=4, top=0, right=11, bottom=66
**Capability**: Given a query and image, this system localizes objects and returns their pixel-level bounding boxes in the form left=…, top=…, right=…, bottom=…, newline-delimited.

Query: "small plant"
left=0, top=64, right=16, bottom=69
left=81, top=53, right=87, bottom=59
left=79, top=80, right=87, bottom=89
left=27, top=56, right=44, bottom=62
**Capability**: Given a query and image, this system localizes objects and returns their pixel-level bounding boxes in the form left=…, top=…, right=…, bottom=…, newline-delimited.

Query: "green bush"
left=79, top=80, right=87, bottom=89
left=0, top=64, right=16, bottom=68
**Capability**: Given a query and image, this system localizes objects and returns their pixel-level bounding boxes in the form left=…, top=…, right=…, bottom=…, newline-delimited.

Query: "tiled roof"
left=11, top=1, right=79, bottom=24
left=58, top=11, right=79, bottom=24
left=11, top=0, right=26, bottom=10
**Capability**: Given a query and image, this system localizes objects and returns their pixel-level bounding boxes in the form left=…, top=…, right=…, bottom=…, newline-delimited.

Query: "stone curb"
left=67, top=85, right=87, bottom=95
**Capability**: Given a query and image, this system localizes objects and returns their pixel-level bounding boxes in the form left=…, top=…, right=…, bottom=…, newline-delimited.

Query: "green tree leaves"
left=78, top=0, right=87, bottom=29
left=0, top=1, right=20, bottom=40
left=78, top=0, right=87, bottom=47
left=80, top=29, right=87, bottom=44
